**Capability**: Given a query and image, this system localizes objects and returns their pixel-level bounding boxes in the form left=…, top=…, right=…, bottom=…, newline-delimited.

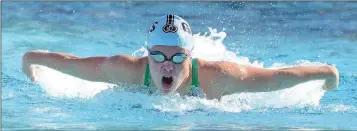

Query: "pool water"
left=2, top=2, right=357, bottom=130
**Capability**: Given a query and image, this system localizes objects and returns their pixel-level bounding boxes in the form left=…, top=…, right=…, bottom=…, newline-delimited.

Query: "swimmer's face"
left=148, top=45, right=191, bottom=94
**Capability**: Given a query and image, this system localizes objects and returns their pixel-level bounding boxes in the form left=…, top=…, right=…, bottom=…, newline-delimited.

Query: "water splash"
left=35, top=65, right=116, bottom=99
left=35, top=27, right=328, bottom=112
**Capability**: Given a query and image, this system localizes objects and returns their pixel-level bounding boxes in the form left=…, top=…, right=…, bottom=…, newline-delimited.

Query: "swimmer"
left=22, top=14, right=339, bottom=99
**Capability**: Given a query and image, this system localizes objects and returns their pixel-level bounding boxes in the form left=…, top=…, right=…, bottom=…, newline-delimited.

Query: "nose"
left=161, top=61, right=175, bottom=73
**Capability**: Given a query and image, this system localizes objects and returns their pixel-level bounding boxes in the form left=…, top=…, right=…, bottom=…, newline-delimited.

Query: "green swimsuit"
left=144, top=58, right=201, bottom=96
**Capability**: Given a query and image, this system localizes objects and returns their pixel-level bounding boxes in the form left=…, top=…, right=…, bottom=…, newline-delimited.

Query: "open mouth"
left=161, top=76, right=173, bottom=91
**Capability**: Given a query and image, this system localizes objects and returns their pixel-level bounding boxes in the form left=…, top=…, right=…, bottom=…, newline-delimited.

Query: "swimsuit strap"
left=189, top=58, right=201, bottom=96
left=144, top=64, right=151, bottom=87
left=191, top=58, right=199, bottom=87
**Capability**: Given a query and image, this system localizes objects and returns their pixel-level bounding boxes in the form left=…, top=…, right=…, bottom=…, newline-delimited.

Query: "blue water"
left=2, top=2, right=357, bottom=130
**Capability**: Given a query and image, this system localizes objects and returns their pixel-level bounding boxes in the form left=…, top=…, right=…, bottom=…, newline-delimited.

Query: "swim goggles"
left=148, top=49, right=188, bottom=64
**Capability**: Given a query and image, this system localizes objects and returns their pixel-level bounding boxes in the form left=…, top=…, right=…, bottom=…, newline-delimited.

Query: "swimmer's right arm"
left=22, top=50, right=147, bottom=84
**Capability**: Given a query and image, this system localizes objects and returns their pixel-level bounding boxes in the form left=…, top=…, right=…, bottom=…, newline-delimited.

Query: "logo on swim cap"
left=146, top=14, right=194, bottom=51
left=163, top=14, right=178, bottom=33
left=163, top=24, right=178, bottom=33
left=181, top=22, right=191, bottom=34
left=149, top=21, right=158, bottom=32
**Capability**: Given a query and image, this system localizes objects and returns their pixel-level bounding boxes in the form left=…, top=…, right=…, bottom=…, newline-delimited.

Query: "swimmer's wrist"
left=23, top=51, right=47, bottom=65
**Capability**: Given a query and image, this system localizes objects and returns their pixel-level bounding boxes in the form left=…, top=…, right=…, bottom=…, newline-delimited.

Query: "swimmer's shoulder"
left=195, top=58, right=247, bottom=72
left=104, top=55, right=148, bottom=66
left=101, top=55, right=149, bottom=84
left=196, top=58, right=249, bottom=99
left=196, top=58, right=247, bottom=84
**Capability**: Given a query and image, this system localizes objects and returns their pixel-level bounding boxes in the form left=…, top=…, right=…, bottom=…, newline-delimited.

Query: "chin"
left=160, top=84, right=178, bottom=94
left=160, top=85, right=180, bottom=95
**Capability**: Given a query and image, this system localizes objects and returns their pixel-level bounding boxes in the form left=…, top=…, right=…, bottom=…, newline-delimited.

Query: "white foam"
left=34, top=65, right=115, bottom=99
left=324, top=104, right=357, bottom=112
left=2, top=90, right=14, bottom=100
left=34, top=27, right=328, bottom=112
left=146, top=80, right=324, bottom=112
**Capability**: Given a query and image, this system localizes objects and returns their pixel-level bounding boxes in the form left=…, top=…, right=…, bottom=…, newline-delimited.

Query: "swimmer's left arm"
left=225, top=64, right=339, bottom=93
left=200, top=60, right=339, bottom=97
left=273, top=66, right=339, bottom=91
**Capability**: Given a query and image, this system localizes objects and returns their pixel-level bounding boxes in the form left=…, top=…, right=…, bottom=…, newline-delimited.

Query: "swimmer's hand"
left=322, top=65, right=339, bottom=91
left=22, top=64, right=37, bottom=82
left=22, top=51, right=46, bottom=82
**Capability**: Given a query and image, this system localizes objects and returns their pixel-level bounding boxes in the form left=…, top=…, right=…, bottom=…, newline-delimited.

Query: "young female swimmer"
left=22, top=14, right=339, bottom=99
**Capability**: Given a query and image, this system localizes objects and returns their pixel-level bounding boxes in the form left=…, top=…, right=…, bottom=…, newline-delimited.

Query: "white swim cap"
left=146, top=14, right=194, bottom=51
